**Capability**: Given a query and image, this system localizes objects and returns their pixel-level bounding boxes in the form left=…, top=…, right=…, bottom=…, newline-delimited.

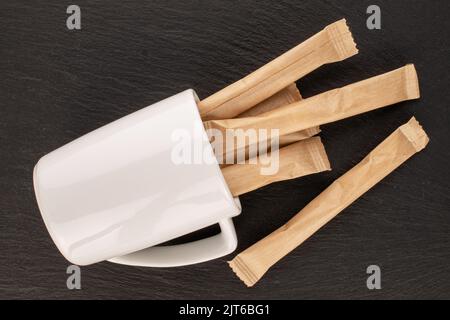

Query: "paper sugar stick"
left=280, top=128, right=321, bottom=147
left=198, top=19, right=358, bottom=120
left=205, top=64, right=420, bottom=156
left=237, top=83, right=303, bottom=117
left=222, top=137, right=330, bottom=197
left=229, top=117, right=429, bottom=287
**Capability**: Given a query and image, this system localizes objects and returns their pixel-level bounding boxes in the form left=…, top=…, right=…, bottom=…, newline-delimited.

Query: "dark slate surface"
left=1, top=0, right=449, bottom=299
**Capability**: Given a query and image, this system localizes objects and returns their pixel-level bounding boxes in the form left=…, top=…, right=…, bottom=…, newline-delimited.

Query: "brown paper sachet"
left=221, top=136, right=330, bottom=197
left=217, top=126, right=321, bottom=169
left=229, top=117, right=429, bottom=287
left=238, top=83, right=321, bottom=148
left=238, top=83, right=303, bottom=117
left=205, top=64, right=420, bottom=156
left=198, top=19, right=358, bottom=120
left=279, top=128, right=321, bottom=147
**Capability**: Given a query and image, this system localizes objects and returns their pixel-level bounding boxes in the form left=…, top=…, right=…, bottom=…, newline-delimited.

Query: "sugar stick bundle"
left=216, top=83, right=321, bottom=168
left=238, top=83, right=321, bottom=148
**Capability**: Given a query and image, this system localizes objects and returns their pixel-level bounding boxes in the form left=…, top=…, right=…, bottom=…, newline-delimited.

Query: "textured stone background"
left=1, top=0, right=449, bottom=299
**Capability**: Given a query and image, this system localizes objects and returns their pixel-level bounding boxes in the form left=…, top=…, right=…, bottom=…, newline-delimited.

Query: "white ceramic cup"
left=33, top=89, right=242, bottom=267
